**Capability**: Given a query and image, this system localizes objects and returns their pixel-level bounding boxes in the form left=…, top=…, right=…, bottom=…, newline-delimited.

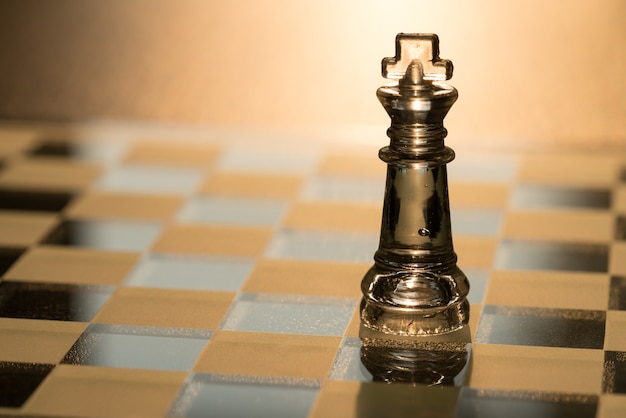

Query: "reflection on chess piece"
left=361, top=33, right=469, bottom=335
left=361, top=340, right=468, bottom=385
left=359, top=325, right=471, bottom=386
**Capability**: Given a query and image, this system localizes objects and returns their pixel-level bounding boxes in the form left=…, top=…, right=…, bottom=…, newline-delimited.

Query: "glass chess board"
left=0, top=121, right=625, bottom=417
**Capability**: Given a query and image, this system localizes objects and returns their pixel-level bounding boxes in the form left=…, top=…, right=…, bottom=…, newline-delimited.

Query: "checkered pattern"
left=0, top=123, right=625, bottom=417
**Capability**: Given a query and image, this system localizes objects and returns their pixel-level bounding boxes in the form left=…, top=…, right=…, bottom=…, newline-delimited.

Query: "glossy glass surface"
left=42, top=219, right=163, bottom=251
left=496, top=240, right=609, bottom=272
left=0, top=188, right=73, bottom=212
left=0, top=362, right=54, bottom=407
left=62, top=324, right=211, bottom=371
left=126, top=254, right=254, bottom=292
left=0, top=123, right=625, bottom=417
left=0, top=282, right=113, bottom=321
left=171, top=375, right=319, bottom=418
left=222, top=294, right=355, bottom=336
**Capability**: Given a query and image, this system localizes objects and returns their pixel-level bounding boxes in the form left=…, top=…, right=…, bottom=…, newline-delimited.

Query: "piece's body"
left=360, top=33, right=469, bottom=336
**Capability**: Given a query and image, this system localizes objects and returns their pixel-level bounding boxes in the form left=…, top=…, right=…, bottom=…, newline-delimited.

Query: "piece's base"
left=360, top=297, right=470, bottom=336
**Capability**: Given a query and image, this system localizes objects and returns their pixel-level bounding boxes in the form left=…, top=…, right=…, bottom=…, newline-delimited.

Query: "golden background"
left=0, top=0, right=624, bottom=148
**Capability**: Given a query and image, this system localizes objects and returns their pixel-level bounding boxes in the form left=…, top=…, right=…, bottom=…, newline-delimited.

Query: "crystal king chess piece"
left=360, top=33, right=470, bottom=335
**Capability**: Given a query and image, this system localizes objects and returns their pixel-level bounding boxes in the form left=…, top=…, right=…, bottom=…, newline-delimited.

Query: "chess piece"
left=360, top=33, right=469, bottom=335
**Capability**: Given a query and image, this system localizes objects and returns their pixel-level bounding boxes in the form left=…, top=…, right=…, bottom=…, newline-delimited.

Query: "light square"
left=449, top=182, right=510, bottom=209
left=194, top=331, right=341, bottom=379
left=518, top=154, right=618, bottom=187
left=454, top=236, right=497, bottom=269
left=5, top=246, right=140, bottom=285
left=469, top=343, right=604, bottom=394
left=0, top=211, right=58, bottom=247
left=598, top=394, right=626, bottom=418
left=283, top=202, right=381, bottom=232
left=26, top=365, right=186, bottom=418
left=317, top=153, right=385, bottom=178
left=484, top=270, right=610, bottom=311
left=0, top=318, right=86, bottom=363
left=307, top=380, right=362, bottom=418
left=94, top=287, right=234, bottom=329
left=67, top=191, right=184, bottom=221
left=152, top=223, right=273, bottom=257
left=0, top=158, right=101, bottom=190
left=124, top=141, right=219, bottom=166
left=243, top=259, right=367, bottom=298
left=605, top=311, right=626, bottom=352
left=503, top=210, right=613, bottom=243
left=457, top=389, right=599, bottom=418
left=200, top=172, right=303, bottom=199
left=610, top=242, right=626, bottom=275
left=0, top=130, right=38, bottom=158
left=310, top=380, right=460, bottom=418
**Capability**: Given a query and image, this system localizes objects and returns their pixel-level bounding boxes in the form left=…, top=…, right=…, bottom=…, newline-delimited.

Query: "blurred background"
left=0, top=0, right=624, bottom=148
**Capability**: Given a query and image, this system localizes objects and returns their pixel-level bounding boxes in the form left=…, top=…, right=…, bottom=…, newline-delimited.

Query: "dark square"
left=42, top=220, right=87, bottom=247
left=496, top=239, right=609, bottom=273
left=0, top=281, right=113, bottom=321
left=616, top=216, right=626, bottom=240
left=0, top=188, right=74, bottom=212
left=0, top=247, right=24, bottom=276
left=0, top=362, right=54, bottom=407
left=29, top=141, right=73, bottom=158
left=476, top=305, right=605, bottom=349
left=609, top=276, right=626, bottom=310
left=512, top=184, right=611, bottom=210
left=456, top=388, right=598, bottom=418
left=603, top=351, right=626, bottom=394
left=41, top=219, right=162, bottom=252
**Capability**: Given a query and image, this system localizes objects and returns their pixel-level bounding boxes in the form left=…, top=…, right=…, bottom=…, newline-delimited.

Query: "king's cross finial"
left=382, top=33, right=453, bottom=81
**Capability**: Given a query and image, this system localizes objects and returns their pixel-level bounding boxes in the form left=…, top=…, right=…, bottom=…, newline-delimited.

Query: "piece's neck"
left=377, top=80, right=457, bottom=166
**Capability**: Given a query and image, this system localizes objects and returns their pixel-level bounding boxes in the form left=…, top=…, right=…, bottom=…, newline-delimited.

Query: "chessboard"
left=0, top=121, right=625, bottom=418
